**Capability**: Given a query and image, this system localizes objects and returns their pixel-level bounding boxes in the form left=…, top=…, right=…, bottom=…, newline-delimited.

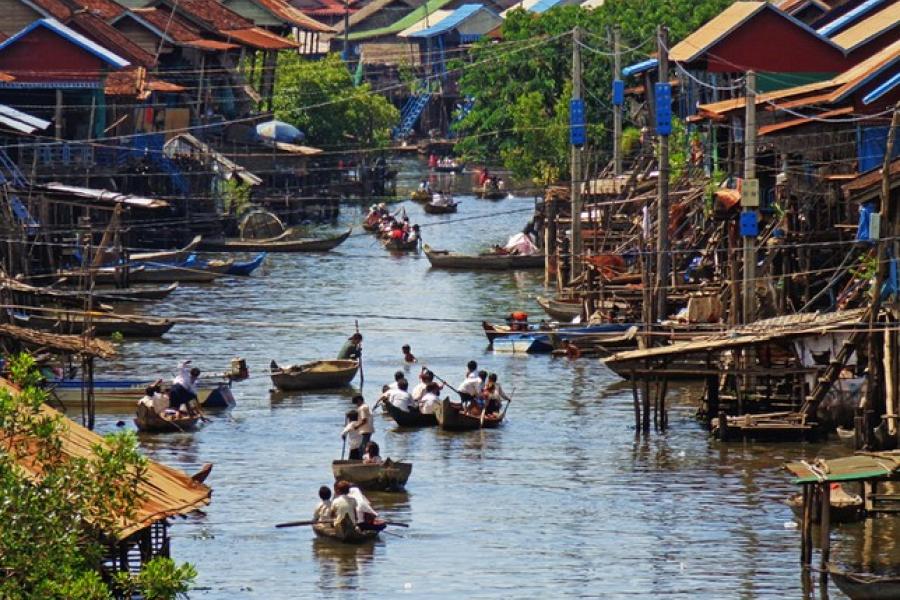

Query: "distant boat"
left=49, top=378, right=236, bottom=410
left=331, top=459, right=412, bottom=491
left=424, top=198, right=458, bottom=214
left=199, top=229, right=351, bottom=253
left=536, top=296, right=581, bottom=321
left=424, top=244, right=543, bottom=270
left=313, top=518, right=381, bottom=544
left=270, top=360, right=359, bottom=391
left=11, top=310, right=174, bottom=338
left=383, top=236, right=419, bottom=252
left=410, top=189, right=431, bottom=203
left=134, top=404, right=202, bottom=433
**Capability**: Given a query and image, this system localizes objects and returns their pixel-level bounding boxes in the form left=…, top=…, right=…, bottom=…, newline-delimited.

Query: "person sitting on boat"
left=314, top=485, right=333, bottom=522
left=419, top=382, right=441, bottom=415
left=349, top=485, right=385, bottom=532
left=563, top=340, right=582, bottom=359
left=406, top=225, right=421, bottom=244
left=337, top=333, right=362, bottom=360
left=351, top=395, right=373, bottom=451
left=137, top=380, right=168, bottom=416
left=363, top=441, right=383, bottom=465
left=402, top=344, right=417, bottom=363
left=387, top=371, right=405, bottom=391
left=386, top=379, right=413, bottom=412
left=341, top=409, right=363, bottom=460
left=389, top=223, right=405, bottom=241
left=432, top=192, right=450, bottom=207
left=507, top=311, right=528, bottom=331
left=497, top=179, right=506, bottom=191
left=331, top=480, right=358, bottom=527
left=411, top=368, right=440, bottom=403
left=419, top=179, right=430, bottom=192
left=484, top=373, right=510, bottom=415
left=458, top=361, right=482, bottom=405
left=170, top=361, right=201, bottom=415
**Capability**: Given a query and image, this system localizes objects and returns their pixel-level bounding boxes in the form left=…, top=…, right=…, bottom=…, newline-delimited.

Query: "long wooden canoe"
left=331, top=459, right=412, bottom=491
left=536, top=296, right=581, bottom=321
left=828, top=564, right=900, bottom=600
left=12, top=310, right=174, bottom=338
left=199, top=228, right=351, bottom=253
left=424, top=244, right=543, bottom=270
left=90, top=264, right=222, bottom=284
left=383, top=399, right=437, bottom=427
left=383, top=237, right=419, bottom=252
left=475, top=187, right=506, bottom=200
left=134, top=404, right=201, bottom=433
left=423, top=201, right=458, bottom=214
left=129, top=235, right=202, bottom=263
left=92, top=283, right=179, bottom=302
left=434, top=397, right=505, bottom=431
left=270, top=360, right=359, bottom=391
left=313, top=518, right=380, bottom=544
left=50, top=379, right=235, bottom=411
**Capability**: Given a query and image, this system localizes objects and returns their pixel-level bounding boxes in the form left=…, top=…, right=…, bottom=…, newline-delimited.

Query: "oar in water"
left=275, top=520, right=409, bottom=528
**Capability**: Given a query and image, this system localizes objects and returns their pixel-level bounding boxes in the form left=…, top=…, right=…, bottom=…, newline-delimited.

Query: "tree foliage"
left=455, top=0, right=732, bottom=182
left=274, top=53, right=400, bottom=150
left=0, top=354, right=196, bottom=599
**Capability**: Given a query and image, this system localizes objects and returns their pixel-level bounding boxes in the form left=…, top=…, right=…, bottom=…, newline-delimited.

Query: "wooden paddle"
left=275, top=519, right=409, bottom=529
left=425, top=368, right=461, bottom=395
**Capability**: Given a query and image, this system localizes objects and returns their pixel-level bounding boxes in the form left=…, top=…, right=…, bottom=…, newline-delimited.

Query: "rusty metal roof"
left=758, top=106, right=854, bottom=135
left=118, top=8, right=240, bottom=50
left=251, top=0, right=335, bottom=31
left=222, top=27, right=298, bottom=49
left=831, top=2, right=900, bottom=51
left=0, top=378, right=210, bottom=540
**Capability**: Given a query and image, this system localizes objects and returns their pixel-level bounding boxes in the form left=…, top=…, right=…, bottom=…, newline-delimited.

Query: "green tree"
left=0, top=354, right=196, bottom=599
left=455, top=0, right=732, bottom=182
left=273, top=53, right=400, bottom=150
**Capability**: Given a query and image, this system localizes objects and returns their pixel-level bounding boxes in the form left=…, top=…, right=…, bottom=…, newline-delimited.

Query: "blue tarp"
left=409, top=4, right=484, bottom=38
left=858, top=126, right=900, bottom=173
left=10, top=196, right=38, bottom=229
left=882, top=253, right=899, bottom=301
left=623, top=58, right=657, bottom=77
left=857, top=202, right=875, bottom=244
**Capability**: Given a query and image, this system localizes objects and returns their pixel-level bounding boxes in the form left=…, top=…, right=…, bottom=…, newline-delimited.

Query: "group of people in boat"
left=137, top=360, right=203, bottom=419
left=314, top=480, right=385, bottom=532
left=364, top=204, right=421, bottom=246
left=379, top=368, right=443, bottom=416
left=478, top=169, right=506, bottom=192
left=341, top=394, right=380, bottom=461
left=428, top=154, right=461, bottom=170
left=457, top=360, right=511, bottom=417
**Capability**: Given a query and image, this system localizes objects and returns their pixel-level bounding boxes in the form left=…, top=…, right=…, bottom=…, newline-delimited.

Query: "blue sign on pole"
left=570, top=98, right=585, bottom=147
left=612, top=80, right=624, bottom=106
left=655, top=82, right=672, bottom=136
left=739, top=211, right=758, bottom=237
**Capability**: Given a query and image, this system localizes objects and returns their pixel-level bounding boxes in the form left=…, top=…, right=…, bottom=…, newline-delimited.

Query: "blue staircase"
left=0, top=147, right=29, bottom=188
left=394, top=92, right=431, bottom=139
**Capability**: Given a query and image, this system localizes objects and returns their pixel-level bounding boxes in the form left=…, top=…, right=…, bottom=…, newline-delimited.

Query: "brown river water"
left=88, top=161, right=888, bottom=598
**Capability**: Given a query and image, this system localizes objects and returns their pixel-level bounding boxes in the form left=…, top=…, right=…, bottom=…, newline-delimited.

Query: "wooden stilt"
left=705, top=374, right=719, bottom=430
left=820, top=482, right=831, bottom=572
left=800, top=483, right=812, bottom=566
left=642, top=378, right=651, bottom=433
left=653, top=380, right=659, bottom=430
left=659, top=377, right=669, bottom=430
left=630, top=370, right=640, bottom=433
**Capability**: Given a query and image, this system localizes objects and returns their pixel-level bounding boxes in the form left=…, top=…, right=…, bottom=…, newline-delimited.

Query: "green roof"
left=346, top=0, right=455, bottom=41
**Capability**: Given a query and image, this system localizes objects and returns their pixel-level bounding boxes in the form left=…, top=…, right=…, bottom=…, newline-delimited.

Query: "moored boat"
left=424, top=199, right=458, bottom=214
left=270, top=360, right=359, bottom=391
left=134, top=404, right=201, bottom=433
left=331, top=459, right=412, bottom=491
left=423, top=244, right=543, bottom=270
left=383, top=399, right=438, bottom=427
left=434, top=397, right=505, bottom=431
left=224, top=252, right=267, bottom=276
left=92, top=283, right=179, bottom=302
left=536, top=296, right=581, bottom=321
left=90, top=263, right=223, bottom=284
left=785, top=485, right=864, bottom=523
left=128, top=235, right=202, bottom=263
left=49, top=378, right=236, bottom=410
left=828, top=564, right=900, bottom=600
left=11, top=310, right=174, bottom=338
left=383, top=236, right=419, bottom=252
left=312, top=518, right=380, bottom=544
left=199, top=228, right=352, bottom=253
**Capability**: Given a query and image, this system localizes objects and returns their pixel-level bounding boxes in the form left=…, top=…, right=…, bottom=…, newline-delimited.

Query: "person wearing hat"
left=337, top=332, right=362, bottom=360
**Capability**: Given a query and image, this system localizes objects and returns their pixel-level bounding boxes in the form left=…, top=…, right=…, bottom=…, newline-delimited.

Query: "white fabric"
left=341, top=422, right=362, bottom=449
left=314, top=499, right=332, bottom=521
left=388, top=389, right=413, bottom=412
left=458, top=372, right=482, bottom=397
left=173, top=360, right=198, bottom=394
left=420, top=392, right=439, bottom=414
left=356, top=403, right=374, bottom=434
left=504, top=232, right=537, bottom=256
left=138, top=392, right=168, bottom=414
left=411, top=382, right=428, bottom=402
left=331, top=495, right=358, bottom=525
left=349, top=487, right=377, bottom=520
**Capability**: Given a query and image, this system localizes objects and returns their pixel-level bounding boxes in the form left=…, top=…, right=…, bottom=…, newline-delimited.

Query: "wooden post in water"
left=820, top=482, right=831, bottom=572
left=800, top=483, right=812, bottom=566
left=631, top=371, right=641, bottom=433
left=742, top=71, right=757, bottom=324
left=641, top=372, right=651, bottom=433
left=655, top=25, right=670, bottom=324
left=705, top=374, right=719, bottom=430
left=659, top=377, right=668, bottom=430
left=613, top=26, right=623, bottom=177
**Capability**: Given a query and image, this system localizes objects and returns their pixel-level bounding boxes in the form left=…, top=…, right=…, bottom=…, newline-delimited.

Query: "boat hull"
left=536, top=296, right=581, bottom=321
left=828, top=565, right=900, bottom=600
left=424, top=202, right=457, bottom=214
left=12, top=311, right=174, bottom=338
left=270, top=360, right=360, bottom=391
left=312, top=518, right=379, bottom=544
left=51, top=379, right=235, bottom=411
left=383, top=399, right=437, bottom=427
left=134, top=405, right=200, bottom=433
left=434, top=397, right=504, bottom=431
left=424, top=245, right=543, bottom=270
left=331, top=459, right=412, bottom=491
left=199, top=229, right=351, bottom=252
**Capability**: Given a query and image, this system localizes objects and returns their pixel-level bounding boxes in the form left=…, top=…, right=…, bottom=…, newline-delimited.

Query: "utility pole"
left=742, top=71, right=758, bottom=324
left=343, top=0, right=350, bottom=60
left=613, top=26, right=623, bottom=177
left=655, top=25, right=670, bottom=322
left=570, top=26, right=583, bottom=284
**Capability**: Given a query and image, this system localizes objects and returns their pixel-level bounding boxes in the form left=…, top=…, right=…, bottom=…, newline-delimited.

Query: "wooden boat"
left=475, top=187, right=506, bottom=200
left=312, top=518, right=380, bottom=544
left=785, top=486, right=864, bottom=523
left=89, top=263, right=223, bottom=284
left=492, top=335, right=543, bottom=354
left=198, top=228, right=351, bottom=253
left=423, top=244, right=543, bottom=270
left=11, top=310, right=174, bottom=338
left=331, top=459, right=412, bottom=491
left=828, top=565, right=900, bottom=600
left=383, top=398, right=437, bottom=427
left=134, top=404, right=201, bottom=433
left=434, top=397, right=505, bottom=431
left=270, top=360, right=359, bottom=391
left=410, top=189, right=431, bottom=203
left=129, top=235, right=202, bottom=263
left=50, top=378, right=235, bottom=410
left=536, top=296, right=581, bottom=321
left=93, top=283, right=179, bottom=302
left=424, top=200, right=458, bottom=214
left=383, top=236, right=419, bottom=252
left=547, top=326, right=640, bottom=356
left=225, top=252, right=266, bottom=276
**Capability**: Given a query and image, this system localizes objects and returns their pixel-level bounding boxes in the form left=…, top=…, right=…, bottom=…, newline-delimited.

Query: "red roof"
left=222, top=27, right=297, bottom=49
left=68, top=12, right=155, bottom=67
left=124, top=8, right=239, bottom=49
left=69, top=0, right=127, bottom=20
left=25, top=0, right=72, bottom=20
left=159, top=0, right=256, bottom=31
left=293, top=0, right=359, bottom=17
left=251, top=0, right=334, bottom=31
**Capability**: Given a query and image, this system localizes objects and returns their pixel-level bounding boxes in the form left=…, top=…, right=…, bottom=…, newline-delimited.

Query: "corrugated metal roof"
left=830, top=2, right=900, bottom=51
left=786, top=452, right=900, bottom=484
left=250, top=0, right=334, bottom=31
left=0, top=378, right=210, bottom=540
left=0, top=18, right=129, bottom=69
left=622, top=57, right=657, bottom=77
left=0, top=104, right=50, bottom=132
left=408, top=3, right=485, bottom=38
left=345, top=0, right=453, bottom=41
left=669, top=1, right=766, bottom=63
left=863, top=71, right=900, bottom=104
left=222, top=27, right=298, bottom=49
left=398, top=10, right=452, bottom=37
left=40, top=182, right=170, bottom=208
left=530, top=0, right=564, bottom=13
left=816, top=0, right=887, bottom=36
left=758, top=106, right=854, bottom=135
left=69, top=11, right=157, bottom=68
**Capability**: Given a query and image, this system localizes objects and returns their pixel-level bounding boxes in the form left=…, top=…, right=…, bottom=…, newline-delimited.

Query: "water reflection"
left=312, top=537, right=378, bottom=586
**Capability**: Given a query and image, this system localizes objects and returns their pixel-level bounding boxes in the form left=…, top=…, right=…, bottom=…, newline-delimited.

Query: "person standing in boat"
left=484, top=373, right=511, bottom=415
left=351, top=395, right=374, bottom=452
left=337, top=333, right=362, bottom=361
left=458, top=361, right=481, bottom=405
left=341, top=409, right=363, bottom=460
left=331, top=480, right=358, bottom=527
left=169, top=361, right=200, bottom=415
left=314, top=486, right=333, bottom=522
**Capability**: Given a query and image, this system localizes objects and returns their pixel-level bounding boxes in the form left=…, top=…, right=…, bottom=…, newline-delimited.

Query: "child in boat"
left=341, top=410, right=363, bottom=460
left=331, top=480, right=358, bottom=527
left=407, top=224, right=420, bottom=244
left=314, top=485, right=333, bottom=522
left=138, top=380, right=168, bottom=416
left=419, top=382, right=441, bottom=415
left=349, top=486, right=385, bottom=531
left=363, top=441, right=383, bottom=465
left=484, top=373, right=510, bottom=415
left=402, top=345, right=417, bottom=363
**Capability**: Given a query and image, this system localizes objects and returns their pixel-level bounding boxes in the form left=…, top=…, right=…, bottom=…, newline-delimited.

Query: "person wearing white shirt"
left=314, top=486, right=332, bottom=522
left=419, top=382, right=441, bottom=415
left=331, top=481, right=358, bottom=526
left=341, top=409, right=363, bottom=460
left=137, top=381, right=168, bottom=415
left=351, top=395, right=374, bottom=451
left=387, top=370, right=405, bottom=390
left=387, top=379, right=413, bottom=412
left=457, top=360, right=482, bottom=402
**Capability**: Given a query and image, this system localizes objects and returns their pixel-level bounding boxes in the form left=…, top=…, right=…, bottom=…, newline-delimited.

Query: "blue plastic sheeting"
left=817, top=0, right=887, bottom=36
left=622, top=58, right=657, bottom=77
left=409, top=4, right=484, bottom=38
left=0, top=19, right=129, bottom=68
left=10, top=196, right=38, bottom=229
left=530, top=0, right=562, bottom=13
left=882, top=253, right=899, bottom=300
left=858, top=126, right=900, bottom=173
left=863, top=72, right=900, bottom=105
left=857, top=202, right=875, bottom=243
